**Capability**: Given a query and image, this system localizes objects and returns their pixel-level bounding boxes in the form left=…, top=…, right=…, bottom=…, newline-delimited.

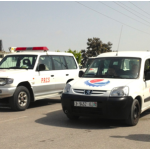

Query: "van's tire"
left=66, top=113, right=80, bottom=120
left=9, top=86, right=30, bottom=111
left=125, top=99, right=140, bottom=126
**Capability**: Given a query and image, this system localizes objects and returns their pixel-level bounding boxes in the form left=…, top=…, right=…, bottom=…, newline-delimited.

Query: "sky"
left=1, top=1, right=150, bottom=52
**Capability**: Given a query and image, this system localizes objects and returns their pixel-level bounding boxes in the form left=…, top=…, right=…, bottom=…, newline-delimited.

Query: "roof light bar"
left=15, top=47, right=49, bottom=51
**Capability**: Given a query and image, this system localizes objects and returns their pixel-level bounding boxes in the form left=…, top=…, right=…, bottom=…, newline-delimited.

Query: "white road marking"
left=0, top=116, right=28, bottom=123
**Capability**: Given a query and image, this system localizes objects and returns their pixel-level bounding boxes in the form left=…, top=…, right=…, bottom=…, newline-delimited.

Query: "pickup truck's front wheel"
left=9, top=86, right=30, bottom=111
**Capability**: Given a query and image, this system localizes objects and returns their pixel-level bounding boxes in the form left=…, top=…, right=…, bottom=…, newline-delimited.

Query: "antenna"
left=116, top=25, right=123, bottom=56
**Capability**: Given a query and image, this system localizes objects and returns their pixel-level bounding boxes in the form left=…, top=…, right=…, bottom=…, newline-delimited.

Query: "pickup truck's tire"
left=9, top=86, right=30, bottom=111
left=125, top=99, right=140, bottom=126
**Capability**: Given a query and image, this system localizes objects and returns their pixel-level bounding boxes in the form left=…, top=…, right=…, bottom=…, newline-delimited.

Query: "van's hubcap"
left=18, top=92, right=27, bottom=107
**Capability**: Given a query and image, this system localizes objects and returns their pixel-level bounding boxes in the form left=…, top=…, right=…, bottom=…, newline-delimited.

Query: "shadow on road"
left=35, top=110, right=129, bottom=130
left=35, top=108, right=150, bottom=129
left=110, top=134, right=150, bottom=142
left=140, top=109, right=150, bottom=119
left=29, top=98, right=61, bottom=109
left=0, top=98, right=61, bottom=112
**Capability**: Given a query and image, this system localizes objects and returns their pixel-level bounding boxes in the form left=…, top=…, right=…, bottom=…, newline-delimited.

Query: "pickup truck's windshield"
left=83, top=57, right=141, bottom=79
left=0, top=55, right=37, bottom=69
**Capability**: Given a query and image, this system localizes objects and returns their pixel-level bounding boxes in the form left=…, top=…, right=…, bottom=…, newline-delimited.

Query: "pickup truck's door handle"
left=51, top=75, right=54, bottom=77
left=66, top=74, right=69, bottom=76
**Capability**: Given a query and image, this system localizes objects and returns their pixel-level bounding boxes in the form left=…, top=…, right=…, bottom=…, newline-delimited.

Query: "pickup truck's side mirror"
left=39, top=64, right=46, bottom=71
left=145, top=71, right=150, bottom=80
left=79, top=70, right=84, bottom=77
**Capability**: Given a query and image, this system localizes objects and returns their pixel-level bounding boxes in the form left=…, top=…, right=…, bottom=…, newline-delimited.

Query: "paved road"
left=0, top=97, right=150, bottom=149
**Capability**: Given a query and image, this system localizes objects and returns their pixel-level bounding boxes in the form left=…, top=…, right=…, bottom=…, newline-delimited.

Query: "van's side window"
left=64, top=56, right=77, bottom=69
left=144, top=59, right=150, bottom=78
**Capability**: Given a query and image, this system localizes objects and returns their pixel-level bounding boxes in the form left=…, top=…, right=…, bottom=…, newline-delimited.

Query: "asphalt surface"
left=0, top=97, right=150, bottom=149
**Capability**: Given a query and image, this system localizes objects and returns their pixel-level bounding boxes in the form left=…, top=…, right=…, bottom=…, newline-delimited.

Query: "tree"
left=55, top=50, right=60, bottom=52
left=66, top=49, right=82, bottom=64
left=81, top=37, right=112, bottom=66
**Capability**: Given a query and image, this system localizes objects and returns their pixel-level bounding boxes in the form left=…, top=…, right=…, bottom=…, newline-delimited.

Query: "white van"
left=61, top=51, right=150, bottom=126
left=0, top=47, right=79, bottom=111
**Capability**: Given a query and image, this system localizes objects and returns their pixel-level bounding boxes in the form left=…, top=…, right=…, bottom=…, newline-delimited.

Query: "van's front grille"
left=73, top=89, right=107, bottom=95
left=73, top=89, right=84, bottom=94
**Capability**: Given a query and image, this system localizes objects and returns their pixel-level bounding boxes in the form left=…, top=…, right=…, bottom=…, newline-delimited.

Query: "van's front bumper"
left=61, top=94, right=133, bottom=120
left=0, top=87, right=16, bottom=99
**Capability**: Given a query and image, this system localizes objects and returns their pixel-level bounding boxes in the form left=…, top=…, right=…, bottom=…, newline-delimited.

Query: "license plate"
left=74, top=101, right=97, bottom=107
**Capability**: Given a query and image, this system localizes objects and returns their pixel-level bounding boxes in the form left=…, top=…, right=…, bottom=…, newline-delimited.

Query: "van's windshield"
left=84, top=58, right=95, bottom=68
left=83, top=57, right=141, bottom=79
left=0, top=55, right=37, bottom=69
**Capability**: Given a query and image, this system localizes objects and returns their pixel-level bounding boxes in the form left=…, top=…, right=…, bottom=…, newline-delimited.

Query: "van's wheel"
left=66, top=113, right=79, bottom=120
left=9, top=86, right=30, bottom=111
left=125, top=99, right=140, bottom=126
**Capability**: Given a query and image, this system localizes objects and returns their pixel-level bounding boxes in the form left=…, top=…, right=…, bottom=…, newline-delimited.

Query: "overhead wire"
left=129, top=1, right=150, bottom=17
left=99, top=1, right=150, bottom=27
left=75, top=2, right=150, bottom=36
left=114, top=2, right=150, bottom=25
left=119, top=1, right=150, bottom=20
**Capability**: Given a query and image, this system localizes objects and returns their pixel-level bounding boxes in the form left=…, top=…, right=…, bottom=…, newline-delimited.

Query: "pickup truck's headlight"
left=110, top=86, right=129, bottom=97
left=0, top=78, right=14, bottom=86
left=63, top=84, right=71, bottom=93
left=0, top=79, right=7, bottom=85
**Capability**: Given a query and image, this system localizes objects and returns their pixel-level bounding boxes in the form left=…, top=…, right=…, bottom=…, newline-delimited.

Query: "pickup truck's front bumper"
left=0, top=87, right=16, bottom=99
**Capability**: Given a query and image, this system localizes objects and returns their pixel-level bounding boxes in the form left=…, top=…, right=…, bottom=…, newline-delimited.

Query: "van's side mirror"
left=79, top=70, right=84, bottom=77
left=38, top=64, right=46, bottom=71
left=145, top=71, right=150, bottom=80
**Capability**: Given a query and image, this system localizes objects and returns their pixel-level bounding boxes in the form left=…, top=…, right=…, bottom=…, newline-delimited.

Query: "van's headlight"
left=110, top=86, right=129, bottom=97
left=63, top=84, right=71, bottom=93
left=0, top=78, right=14, bottom=86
